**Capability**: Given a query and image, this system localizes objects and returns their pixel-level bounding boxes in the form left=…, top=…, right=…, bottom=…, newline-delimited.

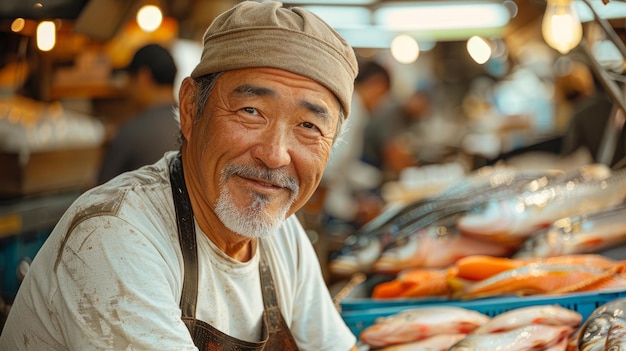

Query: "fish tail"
left=552, top=262, right=626, bottom=294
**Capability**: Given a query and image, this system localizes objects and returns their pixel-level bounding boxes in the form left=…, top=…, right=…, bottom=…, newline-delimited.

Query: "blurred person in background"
left=97, top=43, right=180, bottom=184
left=0, top=2, right=359, bottom=350
left=363, top=89, right=433, bottom=181
left=560, top=61, right=626, bottom=167
left=321, top=60, right=392, bottom=228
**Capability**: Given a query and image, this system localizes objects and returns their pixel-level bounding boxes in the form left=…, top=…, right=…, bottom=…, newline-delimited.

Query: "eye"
left=242, top=107, right=258, bottom=115
left=301, top=121, right=317, bottom=130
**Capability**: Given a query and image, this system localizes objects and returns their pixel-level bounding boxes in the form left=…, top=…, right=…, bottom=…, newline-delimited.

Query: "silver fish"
left=329, top=167, right=560, bottom=275
left=457, top=166, right=626, bottom=247
left=372, top=212, right=512, bottom=274
left=578, top=297, right=626, bottom=351
left=514, top=204, right=626, bottom=259
left=606, top=319, right=626, bottom=351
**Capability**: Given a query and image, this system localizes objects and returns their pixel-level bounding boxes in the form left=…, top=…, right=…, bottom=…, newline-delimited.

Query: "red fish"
left=376, top=333, right=468, bottom=351
left=448, top=325, right=573, bottom=351
left=372, top=224, right=512, bottom=275
left=472, top=305, right=582, bottom=334
left=359, top=306, right=490, bottom=348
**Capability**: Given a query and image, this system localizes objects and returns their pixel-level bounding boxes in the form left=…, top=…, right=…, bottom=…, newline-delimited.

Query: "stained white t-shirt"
left=0, top=152, right=356, bottom=351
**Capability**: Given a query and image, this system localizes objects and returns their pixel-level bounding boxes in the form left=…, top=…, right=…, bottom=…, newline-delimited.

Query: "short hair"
left=355, top=60, right=391, bottom=87
left=126, top=44, right=177, bottom=86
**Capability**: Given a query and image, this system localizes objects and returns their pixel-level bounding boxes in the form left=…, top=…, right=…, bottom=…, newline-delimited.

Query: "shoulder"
left=59, top=153, right=179, bottom=259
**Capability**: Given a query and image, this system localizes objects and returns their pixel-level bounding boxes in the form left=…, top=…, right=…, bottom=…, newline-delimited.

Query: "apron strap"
left=170, top=153, right=199, bottom=328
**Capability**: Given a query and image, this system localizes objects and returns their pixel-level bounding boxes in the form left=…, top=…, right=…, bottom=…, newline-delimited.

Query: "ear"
left=179, top=77, right=196, bottom=141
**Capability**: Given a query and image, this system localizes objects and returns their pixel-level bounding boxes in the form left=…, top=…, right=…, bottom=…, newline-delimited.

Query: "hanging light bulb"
left=467, top=36, right=492, bottom=64
left=36, top=21, right=56, bottom=52
left=542, top=0, right=583, bottom=54
left=136, top=4, right=163, bottom=32
left=390, top=34, right=420, bottom=64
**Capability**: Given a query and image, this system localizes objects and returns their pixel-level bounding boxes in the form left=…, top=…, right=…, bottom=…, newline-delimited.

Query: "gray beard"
left=215, top=164, right=299, bottom=238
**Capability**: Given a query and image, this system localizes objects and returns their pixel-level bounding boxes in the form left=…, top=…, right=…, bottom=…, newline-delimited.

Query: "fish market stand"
left=329, top=183, right=626, bottom=348
left=336, top=275, right=626, bottom=349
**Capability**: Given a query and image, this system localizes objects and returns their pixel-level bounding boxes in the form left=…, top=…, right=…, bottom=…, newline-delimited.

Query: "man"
left=0, top=1, right=359, bottom=350
left=322, top=60, right=391, bottom=227
left=97, top=43, right=180, bottom=184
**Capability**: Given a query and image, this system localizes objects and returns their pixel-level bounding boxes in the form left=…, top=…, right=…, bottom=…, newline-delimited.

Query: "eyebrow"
left=233, top=83, right=331, bottom=119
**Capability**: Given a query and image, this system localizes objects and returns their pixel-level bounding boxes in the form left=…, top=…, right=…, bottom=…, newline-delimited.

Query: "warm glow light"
left=376, top=2, right=510, bottom=31
left=11, top=18, right=25, bottom=32
left=136, top=5, right=163, bottom=32
left=36, top=21, right=56, bottom=52
left=467, top=36, right=492, bottom=64
left=542, top=0, right=582, bottom=54
left=390, top=34, right=420, bottom=64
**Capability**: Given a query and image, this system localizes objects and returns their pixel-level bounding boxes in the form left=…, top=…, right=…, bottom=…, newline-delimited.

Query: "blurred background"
left=2, top=0, right=626, bottom=314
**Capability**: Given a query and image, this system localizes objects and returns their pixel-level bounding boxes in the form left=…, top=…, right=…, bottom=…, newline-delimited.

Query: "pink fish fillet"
left=377, top=333, right=468, bottom=351
left=448, top=324, right=573, bottom=351
left=359, top=306, right=490, bottom=348
left=472, top=305, right=582, bottom=334
left=373, top=226, right=511, bottom=274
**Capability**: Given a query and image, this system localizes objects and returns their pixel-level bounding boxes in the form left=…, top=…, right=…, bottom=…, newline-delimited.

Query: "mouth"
left=221, top=164, right=300, bottom=200
left=240, top=175, right=283, bottom=190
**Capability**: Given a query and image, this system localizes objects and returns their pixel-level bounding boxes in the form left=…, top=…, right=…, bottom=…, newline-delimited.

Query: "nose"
left=250, top=128, right=292, bottom=169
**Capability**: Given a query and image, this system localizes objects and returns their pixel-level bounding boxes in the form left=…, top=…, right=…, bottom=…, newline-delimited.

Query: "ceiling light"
left=136, top=4, right=162, bottom=33
left=285, top=0, right=376, bottom=4
left=467, top=36, right=492, bottom=64
left=36, top=21, right=55, bottom=52
left=575, top=0, right=626, bottom=22
left=375, top=1, right=510, bottom=31
left=390, top=34, right=420, bottom=64
left=542, top=0, right=582, bottom=54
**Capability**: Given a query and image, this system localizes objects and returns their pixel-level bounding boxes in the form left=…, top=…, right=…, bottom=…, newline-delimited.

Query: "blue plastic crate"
left=0, top=230, right=51, bottom=302
left=341, top=290, right=626, bottom=337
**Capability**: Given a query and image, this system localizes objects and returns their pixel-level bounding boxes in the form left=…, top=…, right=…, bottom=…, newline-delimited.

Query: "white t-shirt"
left=0, top=152, right=356, bottom=351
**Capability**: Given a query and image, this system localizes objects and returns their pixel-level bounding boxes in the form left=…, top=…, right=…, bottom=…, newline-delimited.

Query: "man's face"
left=184, top=67, right=341, bottom=238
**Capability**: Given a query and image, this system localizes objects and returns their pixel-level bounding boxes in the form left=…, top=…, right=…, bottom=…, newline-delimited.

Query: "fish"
left=578, top=298, right=626, bottom=351
left=359, top=306, right=490, bottom=348
left=371, top=268, right=452, bottom=299
left=452, top=254, right=618, bottom=282
left=328, top=167, right=561, bottom=276
left=457, top=166, right=626, bottom=247
left=453, top=255, right=526, bottom=281
left=551, top=261, right=626, bottom=294
left=376, top=333, right=468, bottom=351
left=472, top=305, right=582, bottom=334
left=372, top=215, right=512, bottom=275
left=605, top=319, right=626, bottom=351
left=448, top=262, right=610, bottom=300
left=514, top=203, right=626, bottom=259
left=448, top=324, right=573, bottom=351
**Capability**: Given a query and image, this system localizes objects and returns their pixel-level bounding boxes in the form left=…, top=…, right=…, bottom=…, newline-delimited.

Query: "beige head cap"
left=190, top=0, right=359, bottom=118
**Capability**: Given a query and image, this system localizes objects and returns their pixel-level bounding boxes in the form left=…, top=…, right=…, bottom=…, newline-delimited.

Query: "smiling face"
left=179, top=67, right=341, bottom=239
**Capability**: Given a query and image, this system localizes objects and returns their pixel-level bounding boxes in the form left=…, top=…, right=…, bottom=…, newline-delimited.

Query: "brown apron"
left=170, top=153, right=300, bottom=351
